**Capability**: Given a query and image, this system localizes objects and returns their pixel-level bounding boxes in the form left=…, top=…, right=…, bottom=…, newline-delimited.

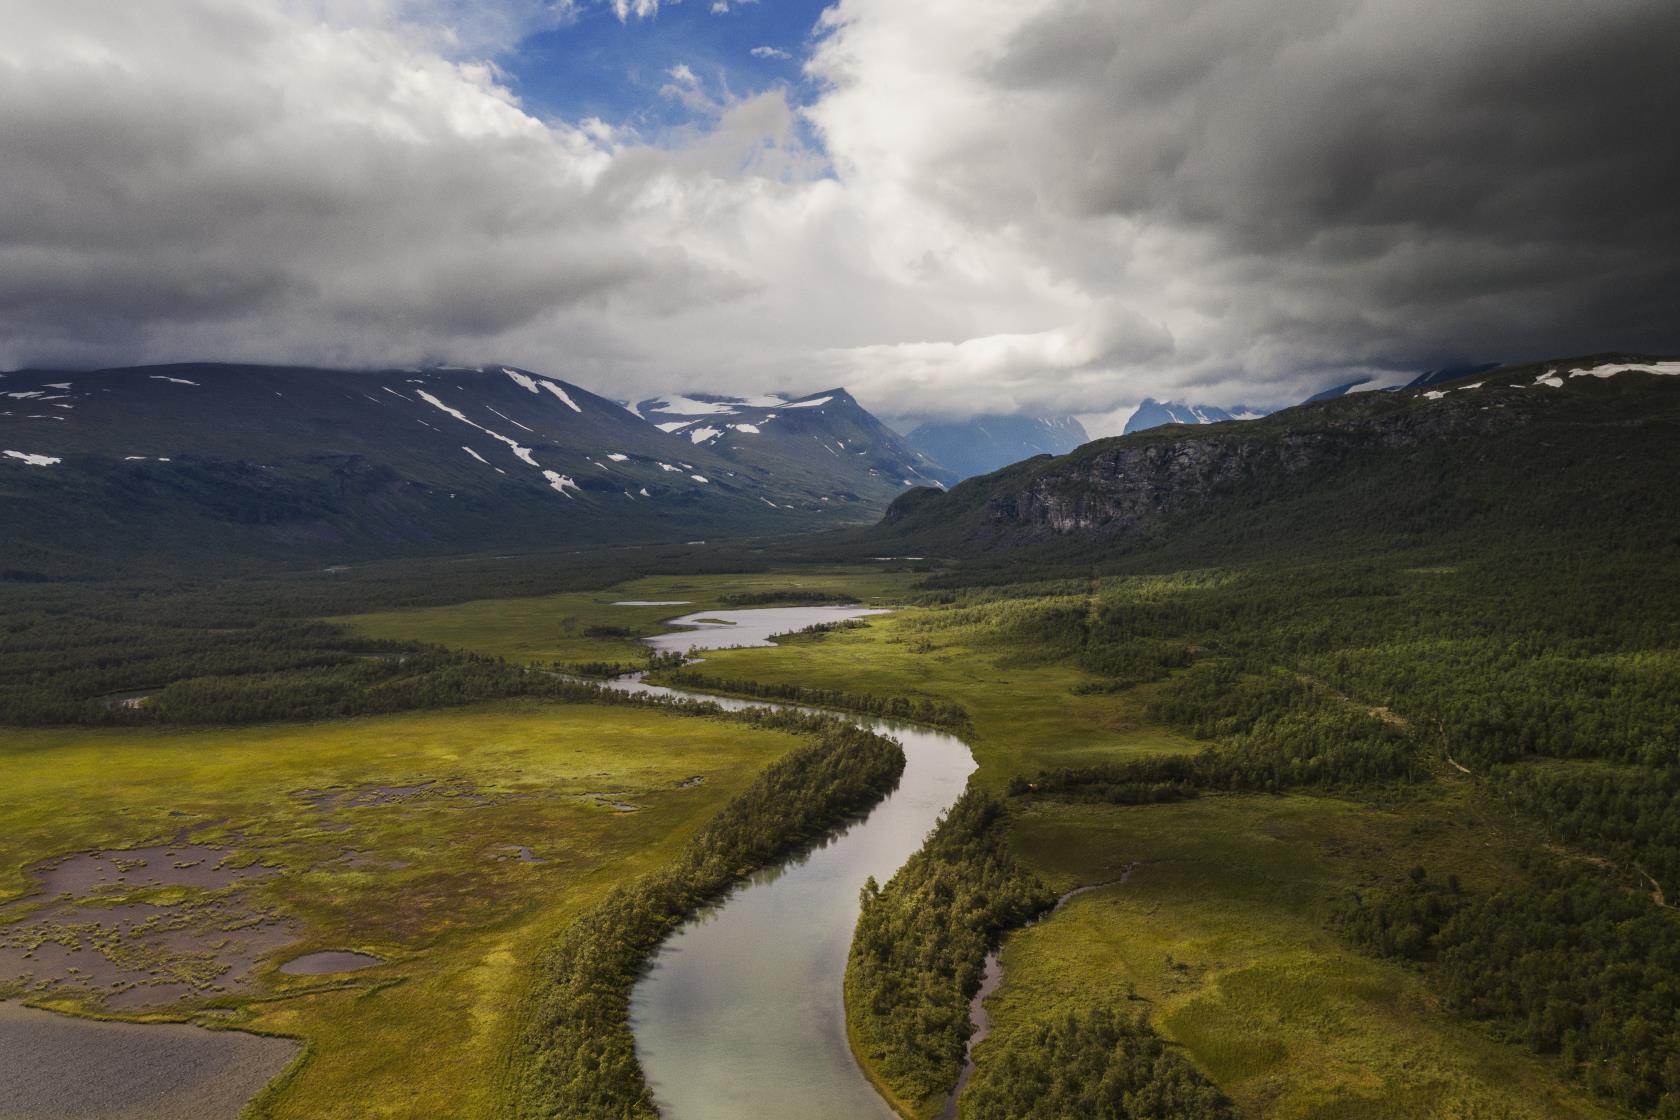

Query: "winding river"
left=607, top=606, right=976, bottom=1120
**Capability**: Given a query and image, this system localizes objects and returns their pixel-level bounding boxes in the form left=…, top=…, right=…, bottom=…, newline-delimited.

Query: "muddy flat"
left=0, top=1001, right=297, bottom=1119
left=278, top=950, right=383, bottom=976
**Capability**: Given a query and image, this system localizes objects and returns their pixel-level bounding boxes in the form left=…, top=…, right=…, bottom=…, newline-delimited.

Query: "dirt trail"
left=1639, top=867, right=1668, bottom=908
left=1436, top=719, right=1472, bottom=775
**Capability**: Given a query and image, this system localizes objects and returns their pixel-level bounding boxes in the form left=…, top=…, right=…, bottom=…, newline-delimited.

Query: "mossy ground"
left=0, top=701, right=804, bottom=1118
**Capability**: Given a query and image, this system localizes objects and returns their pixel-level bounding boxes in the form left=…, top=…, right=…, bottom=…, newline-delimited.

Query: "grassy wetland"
left=0, top=699, right=813, bottom=1117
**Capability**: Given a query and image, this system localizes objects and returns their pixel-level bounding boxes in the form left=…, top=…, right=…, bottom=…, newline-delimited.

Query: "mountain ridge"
left=1123, top=397, right=1266, bottom=435
left=0, top=362, right=922, bottom=574
left=874, top=354, right=1680, bottom=553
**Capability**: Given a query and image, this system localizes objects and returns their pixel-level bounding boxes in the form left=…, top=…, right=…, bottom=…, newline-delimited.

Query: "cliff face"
left=977, top=398, right=1527, bottom=538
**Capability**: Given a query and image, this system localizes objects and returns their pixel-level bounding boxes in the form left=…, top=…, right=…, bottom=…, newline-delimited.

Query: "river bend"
left=609, top=606, right=975, bottom=1120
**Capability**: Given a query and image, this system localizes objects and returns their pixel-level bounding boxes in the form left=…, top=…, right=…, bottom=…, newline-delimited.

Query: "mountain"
left=1122, top=398, right=1267, bottom=434
left=632, top=389, right=956, bottom=504
left=1403, top=361, right=1503, bottom=390
left=904, top=415, right=1088, bottom=480
left=0, top=364, right=897, bottom=575
left=873, top=354, right=1680, bottom=555
left=1301, top=377, right=1382, bottom=403
left=1301, top=361, right=1504, bottom=403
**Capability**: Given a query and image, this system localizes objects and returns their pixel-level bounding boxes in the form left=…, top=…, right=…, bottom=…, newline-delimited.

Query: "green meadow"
left=0, top=701, right=805, bottom=1118
left=997, top=794, right=1616, bottom=1120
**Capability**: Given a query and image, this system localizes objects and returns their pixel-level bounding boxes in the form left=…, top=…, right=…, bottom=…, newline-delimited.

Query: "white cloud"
left=1, top=0, right=1675, bottom=431
left=612, top=0, right=661, bottom=22
left=750, top=46, right=791, bottom=60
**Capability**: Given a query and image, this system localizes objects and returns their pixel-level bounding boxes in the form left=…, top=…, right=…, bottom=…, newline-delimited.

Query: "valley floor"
left=3, top=556, right=1663, bottom=1119
left=341, top=566, right=1632, bottom=1120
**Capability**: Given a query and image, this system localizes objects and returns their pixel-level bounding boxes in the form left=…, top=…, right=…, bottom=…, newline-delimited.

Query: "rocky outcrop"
left=883, top=386, right=1538, bottom=544
left=985, top=397, right=1527, bottom=537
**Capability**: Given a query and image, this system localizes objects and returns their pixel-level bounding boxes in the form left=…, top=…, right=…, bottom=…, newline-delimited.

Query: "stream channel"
left=608, top=605, right=977, bottom=1119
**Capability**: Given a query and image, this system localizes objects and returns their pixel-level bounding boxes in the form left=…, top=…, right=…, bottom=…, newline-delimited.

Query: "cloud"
left=750, top=46, right=791, bottom=60
left=804, top=0, right=1680, bottom=424
left=612, top=0, right=661, bottom=22
left=1, top=0, right=1676, bottom=435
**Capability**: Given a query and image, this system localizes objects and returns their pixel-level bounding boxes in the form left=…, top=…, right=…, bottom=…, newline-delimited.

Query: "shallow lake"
left=611, top=605, right=974, bottom=1119
left=278, top=950, right=384, bottom=976
left=0, top=1000, right=297, bottom=1120
left=639, top=605, right=893, bottom=656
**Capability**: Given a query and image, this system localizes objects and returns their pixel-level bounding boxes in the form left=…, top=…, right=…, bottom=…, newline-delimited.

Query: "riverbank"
left=504, top=705, right=907, bottom=1119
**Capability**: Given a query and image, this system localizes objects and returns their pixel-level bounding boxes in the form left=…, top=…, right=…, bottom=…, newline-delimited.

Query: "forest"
left=1335, top=859, right=1680, bottom=1115
left=961, top=1007, right=1235, bottom=1120
left=846, top=791, right=1057, bottom=1112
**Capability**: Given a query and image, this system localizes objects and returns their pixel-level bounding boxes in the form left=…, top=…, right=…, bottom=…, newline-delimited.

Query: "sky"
left=2, top=0, right=1677, bottom=435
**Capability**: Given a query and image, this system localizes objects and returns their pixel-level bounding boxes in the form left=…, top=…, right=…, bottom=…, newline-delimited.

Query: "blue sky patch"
left=503, top=0, right=832, bottom=138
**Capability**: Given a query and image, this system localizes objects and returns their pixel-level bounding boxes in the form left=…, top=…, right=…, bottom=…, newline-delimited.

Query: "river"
left=607, top=606, right=976, bottom=1120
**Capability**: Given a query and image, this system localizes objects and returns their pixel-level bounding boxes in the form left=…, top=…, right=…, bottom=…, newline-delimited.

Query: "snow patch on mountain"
left=4, top=450, right=61, bottom=466
left=417, top=390, right=538, bottom=467
left=538, top=381, right=582, bottom=412
left=485, top=406, right=535, bottom=433
left=1566, top=360, right=1680, bottom=380
left=542, top=470, right=580, bottom=498
left=648, top=396, right=739, bottom=416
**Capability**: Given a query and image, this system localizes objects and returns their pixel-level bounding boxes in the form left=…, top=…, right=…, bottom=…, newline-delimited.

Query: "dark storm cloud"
left=981, top=0, right=1680, bottom=369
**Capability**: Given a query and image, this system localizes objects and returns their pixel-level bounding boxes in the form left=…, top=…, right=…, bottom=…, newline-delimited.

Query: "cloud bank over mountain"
left=2, top=0, right=1675, bottom=432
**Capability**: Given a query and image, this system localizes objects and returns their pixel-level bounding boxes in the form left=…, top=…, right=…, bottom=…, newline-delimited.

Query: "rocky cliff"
left=879, top=354, right=1679, bottom=547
